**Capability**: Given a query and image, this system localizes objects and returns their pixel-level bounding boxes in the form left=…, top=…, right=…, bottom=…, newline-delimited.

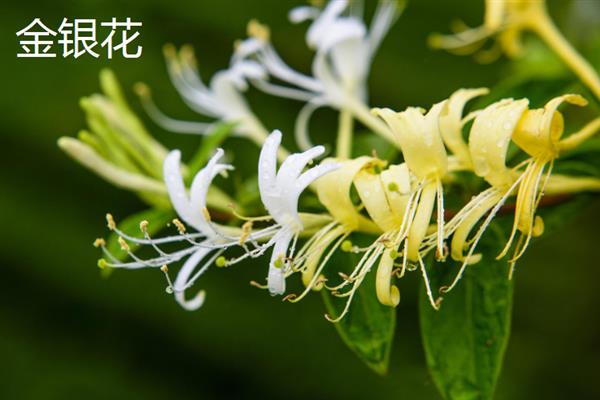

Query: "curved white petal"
left=294, top=162, right=341, bottom=198
left=295, top=97, right=328, bottom=151
left=164, top=150, right=197, bottom=227
left=189, top=148, right=233, bottom=235
left=174, top=247, right=212, bottom=311
left=258, top=130, right=281, bottom=195
left=267, top=230, right=294, bottom=295
left=317, top=18, right=366, bottom=53
left=307, top=0, right=348, bottom=49
left=289, top=6, right=319, bottom=23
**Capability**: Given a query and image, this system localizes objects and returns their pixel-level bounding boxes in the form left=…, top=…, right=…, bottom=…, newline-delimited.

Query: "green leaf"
left=321, top=234, right=396, bottom=375
left=185, top=122, right=234, bottom=182
left=419, top=230, right=513, bottom=400
left=104, top=208, right=174, bottom=277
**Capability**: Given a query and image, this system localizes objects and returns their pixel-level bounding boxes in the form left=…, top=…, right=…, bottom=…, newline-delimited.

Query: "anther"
left=118, top=237, right=130, bottom=251
left=93, top=238, right=106, bottom=248
left=247, top=19, right=270, bottom=42
left=106, top=213, right=116, bottom=230
left=133, top=82, right=150, bottom=98
left=139, top=220, right=149, bottom=233
left=282, top=294, right=297, bottom=302
left=249, top=280, right=268, bottom=289
left=172, top=218, right=186, bottom=234
left=239, top=221, right=253, bottom=245
left=160, top=265, right=169, bottom=273
left=436, top=243, right=448, bottom=261
left=338, top=272, right=351, bottom=281
left=202, top=207, right=212, bottom=223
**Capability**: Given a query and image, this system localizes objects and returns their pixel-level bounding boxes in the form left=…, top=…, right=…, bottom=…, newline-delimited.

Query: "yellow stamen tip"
left=118, top=237, right=130, bottom=251
left=247, top=19, right=270, bottom=42
left=172, top=218, right=186, bottom=234
left=133, top=82, right=150, bottom=98
left=106, top=213, right=116, bottom=230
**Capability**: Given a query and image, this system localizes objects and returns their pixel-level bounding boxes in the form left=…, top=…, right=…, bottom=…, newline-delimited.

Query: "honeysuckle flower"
left=373, top=102, right=449, bottom=261
left=257, top=130, right=341, bottom=295
left=439, top=87, right=489, bottom=170
left=430, top=0, right=600, bottom=100
left=443, top=94, right=600, bottom=292
left=134, top=44, right=274, bottom=149
left=328, top=161, right=417, bottom=314
left=234, top=0, right=402, bottom=151
left=499, top=94, right=600, bottom=272
left=278, top=157, right=382, bottom=310
left=441, top=98, right=531, bottom=293
left=96, top=148, right=240, bottom=311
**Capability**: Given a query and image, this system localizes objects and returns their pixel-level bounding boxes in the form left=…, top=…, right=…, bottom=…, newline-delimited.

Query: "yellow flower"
left=443, top=94, right=600, bottom=293
left=373, top=102, right=448, bottom=263
left=499, top=94, right=600, bottom=272
left=430, top=0, right=600, bottom=100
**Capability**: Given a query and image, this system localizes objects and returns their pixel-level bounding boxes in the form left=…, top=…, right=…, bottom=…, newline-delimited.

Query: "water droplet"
left=503, top=122, right=512, bottom=131
left=473, top=156, right=490, bottom=176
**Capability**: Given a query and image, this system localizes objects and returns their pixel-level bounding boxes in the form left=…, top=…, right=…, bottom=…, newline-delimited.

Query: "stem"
left=531, top=13, right=600, bottom=101
left=336, top=109, right=354, bottom=159
left=344, top=97, right=399, bottom=147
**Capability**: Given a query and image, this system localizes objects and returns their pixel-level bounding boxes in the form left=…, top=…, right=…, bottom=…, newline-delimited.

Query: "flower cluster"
left=60, top=0, right=600, bottom=321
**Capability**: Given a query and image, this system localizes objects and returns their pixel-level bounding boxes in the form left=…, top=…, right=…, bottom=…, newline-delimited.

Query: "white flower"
left=135, top=45, right=270, bottom=145
left=163, top=149, right=232, bottom=235
left=235, top=0, right=402, bottom=149
left=258, top=130, right=341, bottom=294
left=98, top=149, right=235, bottom=311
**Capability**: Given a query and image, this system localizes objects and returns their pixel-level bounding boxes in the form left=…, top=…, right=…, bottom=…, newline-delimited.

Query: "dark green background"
left=1, top=1, right=599, bottom=399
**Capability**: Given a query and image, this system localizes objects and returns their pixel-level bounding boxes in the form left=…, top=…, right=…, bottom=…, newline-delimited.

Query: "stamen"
left=106, top=213, right=116, bottom=230
left=172, top=218, right=186, bottom=234
left=247, top=19, right=270, bottom=42
left=282, top=293, right=297, bottom=302
left=161, top=265, right=174, bottom=294
left=249, top=280, right=268, bottom=289
left=418, top=255, right=440, bottom=310
left=118, top=237, right=130, bottom=251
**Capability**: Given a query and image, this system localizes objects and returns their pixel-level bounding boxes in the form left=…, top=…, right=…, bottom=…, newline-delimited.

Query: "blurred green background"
left=1, top=0, right=600, bottom=399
